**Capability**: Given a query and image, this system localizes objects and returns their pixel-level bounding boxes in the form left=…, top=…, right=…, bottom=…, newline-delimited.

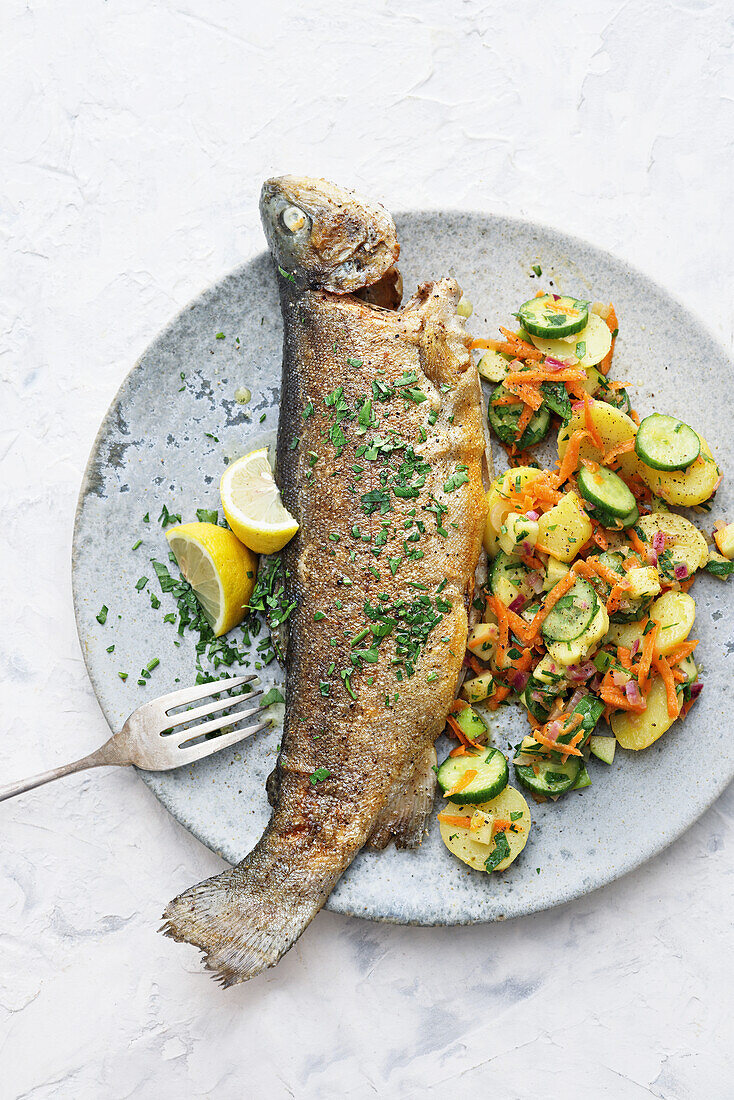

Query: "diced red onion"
left=571, top=400, right=584, bottom=412
left=509, top=669, right=529, bottom=692
left=546, top=720, right=562, bottom=741
left=690, top=681, right=703, bottom=699
left=531, top=690, right=545, bottom=704
left=544, top=356, right=566, bottom=371
left=652, top=531, right=666, bottom=553
left=551, top=293, right=560, bottom=302
left=674, top=564, right=689, bottom=580
left=567, top=662, right=596, bottom=683
left=525, top=510, right=539, bottom=521
left=647, top=546, right=658, bottom=567
left=631, top=639, right=640, bottom=657
left=589, top=673, right=602, bottom=692
left=625, top=680, right=643, bottom=705
left=508, top=593, right=527, bottom=614
left=568, top=688, right=587, bottom=710
left=526, top=570, right=544, bottom=594
left=612, top=669, right=630, bottom=688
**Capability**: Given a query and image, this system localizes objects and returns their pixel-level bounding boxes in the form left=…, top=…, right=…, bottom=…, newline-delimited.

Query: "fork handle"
left=0, top=741, right=126, bottom=803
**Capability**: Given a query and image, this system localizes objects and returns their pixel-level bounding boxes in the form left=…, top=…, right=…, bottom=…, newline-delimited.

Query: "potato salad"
left=437, top=291, right=732, bottom=876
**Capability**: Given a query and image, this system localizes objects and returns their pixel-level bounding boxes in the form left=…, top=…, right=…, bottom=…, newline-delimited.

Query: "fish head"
left=260, top=176, right=400, bottom=294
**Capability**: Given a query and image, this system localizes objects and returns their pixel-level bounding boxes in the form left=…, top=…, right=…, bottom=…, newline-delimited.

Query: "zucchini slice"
left=592, top=504, right=640, bottom=530
left=437, top=747, right=509, bottom=804
left=635, top=413, right=701, bottom=471
left=514, top=755, right=581, bottom=796
left=589, top=736, right=616, bottom=764
left=451, top=704, right=489, bottom=744
left=517, top=294, right=589, bottom=339
left=488, top=383, right=551, bottom=449
left=541, top=579, right=599, bottom=643
left=577, top=465, right=637, bottom=519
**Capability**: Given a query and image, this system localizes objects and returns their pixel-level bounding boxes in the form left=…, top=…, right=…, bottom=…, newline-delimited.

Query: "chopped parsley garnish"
left=484, top=831, right=511, bottom=872
left=196, top=508, right=219, bottom=524
left=96, top=605, right=108, bottom=625
left=310, top=767, right=331, bottom=785
left=260, top=687, right=285, bottom=706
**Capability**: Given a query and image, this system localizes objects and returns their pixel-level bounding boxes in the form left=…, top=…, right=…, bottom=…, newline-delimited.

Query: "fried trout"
left=162, top=177, right=487, bottom=985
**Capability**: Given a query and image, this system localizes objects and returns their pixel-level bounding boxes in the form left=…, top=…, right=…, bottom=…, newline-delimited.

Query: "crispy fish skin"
left=162, top=179, right=487, bottom=986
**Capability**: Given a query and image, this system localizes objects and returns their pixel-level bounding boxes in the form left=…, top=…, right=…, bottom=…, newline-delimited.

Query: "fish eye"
left=281, top=206, right=308, bottom=233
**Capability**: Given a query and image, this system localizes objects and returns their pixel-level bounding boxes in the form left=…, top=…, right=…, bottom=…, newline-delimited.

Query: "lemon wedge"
left=165, top=522, right=257, bottom=637
left=220, top=448, right=298, bottom=554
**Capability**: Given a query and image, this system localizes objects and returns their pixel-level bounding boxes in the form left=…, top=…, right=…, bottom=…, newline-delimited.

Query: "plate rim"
left=71, top=208, right=734, bottom=926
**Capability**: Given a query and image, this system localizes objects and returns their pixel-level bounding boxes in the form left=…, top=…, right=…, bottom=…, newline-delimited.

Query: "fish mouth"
left=259, top=175, right=400, bottom=294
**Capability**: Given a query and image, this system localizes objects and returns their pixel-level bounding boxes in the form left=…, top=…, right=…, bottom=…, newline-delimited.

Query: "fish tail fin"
left=161, top=842, right=331, bottom=986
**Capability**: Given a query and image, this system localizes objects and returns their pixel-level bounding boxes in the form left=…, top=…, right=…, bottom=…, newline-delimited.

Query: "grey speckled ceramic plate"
left=73, top=212, right=734, bottom=925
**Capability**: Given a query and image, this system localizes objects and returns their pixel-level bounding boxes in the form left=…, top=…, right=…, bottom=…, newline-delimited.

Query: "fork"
left=0, top=675, right=271, bottom=803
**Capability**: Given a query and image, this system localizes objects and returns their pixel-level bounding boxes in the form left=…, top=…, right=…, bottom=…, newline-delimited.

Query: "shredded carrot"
left=588, top=558, right=626, bottom=588
left=486, top=684, right=511, bottom=710
left=506, top=380, right=544, bottom=411
left=450, top=698, right=469, bottom=714
left=622, top=555, right=641, bottom=571
left=599, top=685, right=647, bottom=713
left=628, top=528, right=647, bottom=558
left=666, top=640, right=699, bottom=665
left=437, top=813, right=473, bottom=828
left=592, top=525, right=609, bottom=551
left=598, top=304, right=618, bottom=376
left=602, top=437, right=635, bottom=467
left=449, top=745, right=470, bottom=757
left=532, top=729, right=584, bottom=757
left=606, top=582, right=630, bottom=614
left=467, top=654, right=487, bottom=676
left=505, top=367, right=586, bottom=385
left=498, top=327, right=545, bottom=360
left=571, top=558, right=595, bottom=579
left=636, top=622, right=658, bottom=689
left=582, top=393, right=604, bottom=450
left=555, top=429, right=590, bottom=486
left=629, top=410, right=640, bottom=426
left=672, top=669, right=687, bottom=683
left=491, top=818, right=513, bottom=836
left=445, top=769, right=478, bottom=798
left=653, top=654, right=680, bottom=718
left=531, top=483, right=563, bottom=505
left=517, top=404, right=534, bottom=434
left=617, top=646, right=632, bottom=670
left=680, top=576, right=695, bottom=593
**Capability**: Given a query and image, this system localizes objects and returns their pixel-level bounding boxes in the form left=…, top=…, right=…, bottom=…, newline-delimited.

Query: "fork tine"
left=155, top=674, right=257, bottom=712
left=163, top=688, right=263, bottom=730
left=175, top=702, right=267, bottom=745
left=173, top=719, right=272, bottom=767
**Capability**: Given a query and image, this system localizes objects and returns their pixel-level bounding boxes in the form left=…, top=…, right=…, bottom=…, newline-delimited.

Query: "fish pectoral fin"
left=366, top=744, right=438, bottom=851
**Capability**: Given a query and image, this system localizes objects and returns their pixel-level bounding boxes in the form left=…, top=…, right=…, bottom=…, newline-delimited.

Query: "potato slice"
left=636, top=513, right=708, bottom=577
left=649, top=591, right=696, bottom=655
left=439, top=786, right=531, bottom=872
left=637, top=436, right=720, bottom=507
left=557, top=401, right=642, bottom=481
left=484, top=466, right=544, bottom=557
left=604, top=589, right=695, bottom=657
left=536, top=491, right=593, bottom=561
left=529, top=312, right=612, bottom=367
left=611, top=675, right=677, bottom=750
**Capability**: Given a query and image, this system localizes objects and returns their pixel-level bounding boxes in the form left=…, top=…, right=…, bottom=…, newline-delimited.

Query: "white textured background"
left=2, top=1, right=733, bottom=1097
